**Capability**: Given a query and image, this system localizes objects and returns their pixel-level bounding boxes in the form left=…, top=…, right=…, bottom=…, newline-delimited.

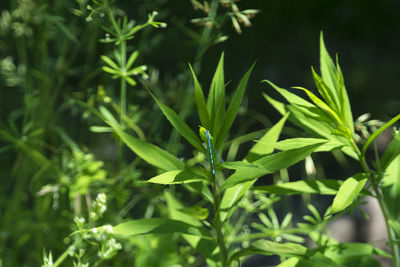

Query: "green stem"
left=355, top=139, right=400, bottom=266
left=119, top=39, right=127, bottom=126
left=52, top=243, right=75, bottom=267
left=211, top=172, right=228, bottom=267
left=105, top=5, right=127, bottom=126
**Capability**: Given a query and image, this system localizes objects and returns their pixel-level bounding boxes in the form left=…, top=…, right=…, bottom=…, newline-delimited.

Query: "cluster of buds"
left=90, top=193, right=107, bottom=221
left=354, top=113, right=385, bottom=143
left=190, top=0, right=259, bottom=34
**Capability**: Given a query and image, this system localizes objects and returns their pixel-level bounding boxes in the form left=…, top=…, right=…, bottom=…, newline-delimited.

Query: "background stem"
left=211, top=172, right=229, bottom=267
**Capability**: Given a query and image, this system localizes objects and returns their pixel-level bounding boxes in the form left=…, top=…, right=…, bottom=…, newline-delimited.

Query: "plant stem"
left=211, top=172, right=229, bottom=267
left=119, top=40, right=127, bottom=126
left=52, top=243, right=75, bottom=267
left=356, top=140, right=400, bottom=266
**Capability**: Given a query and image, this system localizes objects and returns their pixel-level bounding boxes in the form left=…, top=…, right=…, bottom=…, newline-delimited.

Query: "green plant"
left=98, top=33, right=400, bottom=266
left=257, top=32, right=400, bottom=266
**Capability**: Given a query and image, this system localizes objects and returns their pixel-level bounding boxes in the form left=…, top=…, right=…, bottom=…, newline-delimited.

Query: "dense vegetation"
left=1, top=1, right=400, bottom=266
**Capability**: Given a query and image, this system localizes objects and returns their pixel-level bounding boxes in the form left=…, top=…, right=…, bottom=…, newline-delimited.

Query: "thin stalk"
left=354, top=138, right=400, bottom=266
left=105, top=5, right=127, bottom=164
left=361, top=157, right=400, bottom=266
left=52, top=243, right=76, bottom=267
left=119, top=39, right=127, bottom=126
left=105, top=5, right=127, bottom=126
left=211, top=172, right=228, bottom=267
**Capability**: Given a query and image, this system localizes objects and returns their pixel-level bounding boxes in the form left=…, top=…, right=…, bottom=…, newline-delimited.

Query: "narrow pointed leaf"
left=102, top=66, right=120, bottom=75
left=215, top=61, right=255, bottom=151
left=221, top=142, right=325, bottom=189
left=101, top=108, right=185, bottom=171
left=164, top=192, right=218, bottom=260
left=230, top=240, right=307, bottom=263
left=125, top=76, right=137, bottom=86
left=275, top=138, right=344, bottom=152
left=126, top=50, right=139, bottom=70
left=246, top=112, right=288, bottom=162
left=254, top=179, right=341, bottom=195
left=220, top=180, right=256, bottom=221
left=293, top=86, right=341, bottom=125
left=336, top=59, right=354, bottom=134
left=264, top=80, right=315, bottom=108
left=146, top=88, right=204, bottom=152
left=147, top=170, right=204, bottom=184
left=207, top=53, right=225, bottom=132
left=362, top=114, right=400, bottom=156
left=311, top=67, right=337, bottom=111
left=319, top=32, right=340, bottom=108
left=113, top=218, right=212, bottom=238
left=101, top=55, right=119, bottom=70
left=189, top=64, right=210, bottom=128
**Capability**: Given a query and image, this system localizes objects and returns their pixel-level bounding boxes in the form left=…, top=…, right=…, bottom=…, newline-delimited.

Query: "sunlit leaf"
left=254, top=179, right=341, bottom=195
left=113, top=218, right=212, bottom=238
left=147, top=170, right=204, bottom=184
left=329, top=173, right=368, bottom=215
left=189, top=64, right=210, bottom=128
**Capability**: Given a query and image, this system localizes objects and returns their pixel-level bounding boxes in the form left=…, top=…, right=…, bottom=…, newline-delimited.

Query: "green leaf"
left=263, top=85, right=357, bottom=159
left=165, top=191, right=203, bottom=226
left=319, top=32, right=340, bottom=109
left=115, top=128, right=184, bottom=171
left=125, top=76, right=137, bottom=86
left=221, top=161, right=268, bottom=190
left=380, top=136, right=400, bottom=171
left=207, top=52, right=225, bottom=132
left=164, top=192, right=218, bottom=260
left=126, top=51, right=139, bottom=70
left=147, top=170, right=204, bottom=184
left=99, top=106, right=119, bottom=125
left=329, top=173, right=368, bottom=215
left=275, top=138, right=344, bottom=152
left=189, top=64, right=209, bottom=128
left=263, top=81, right=336, bottom=139
left=101, top=55, right=119, bottom=70
left=336, top=57, right=354, bottom=135
left=277, top=257, right=300, bottom=267
left=255, top=142, right=326, bottom=172
left=184, top=182, right=214, bottom=203
left=89, top=126, right=113, bottom=133
left=292, top=86, right=342, bottom=125
left=215, top=61, right=255, bottom=152
left=324, top=243, right=376, bottom=264
left=362, top=113, right=400, bottom=157
left=246, top=112, right=289, bottom=162
left=113, top=218, right=211, bottom=238
left=230, top=240, right=307, bottom=263
left=146, top=88, right=204, bottom=152
left=278, top=254, right=339, bottom=267
left=220, top=180, right=256, bottom=222
left=382, top=155, right=400, bottom=219
left=102, top=66, right=120, bottom=75
left=254, top=179, right=341, bottom=195
left=178, top=206, right=209, bottom=220
left=100, top=107, right=184, bottom=171
left=311, top=67, right=337, bottom=112
left=221, top=143, right=325, bottom=190
left=264, top=80, right=315, bottom=108
left=263, top=93, right=287, bottom=115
